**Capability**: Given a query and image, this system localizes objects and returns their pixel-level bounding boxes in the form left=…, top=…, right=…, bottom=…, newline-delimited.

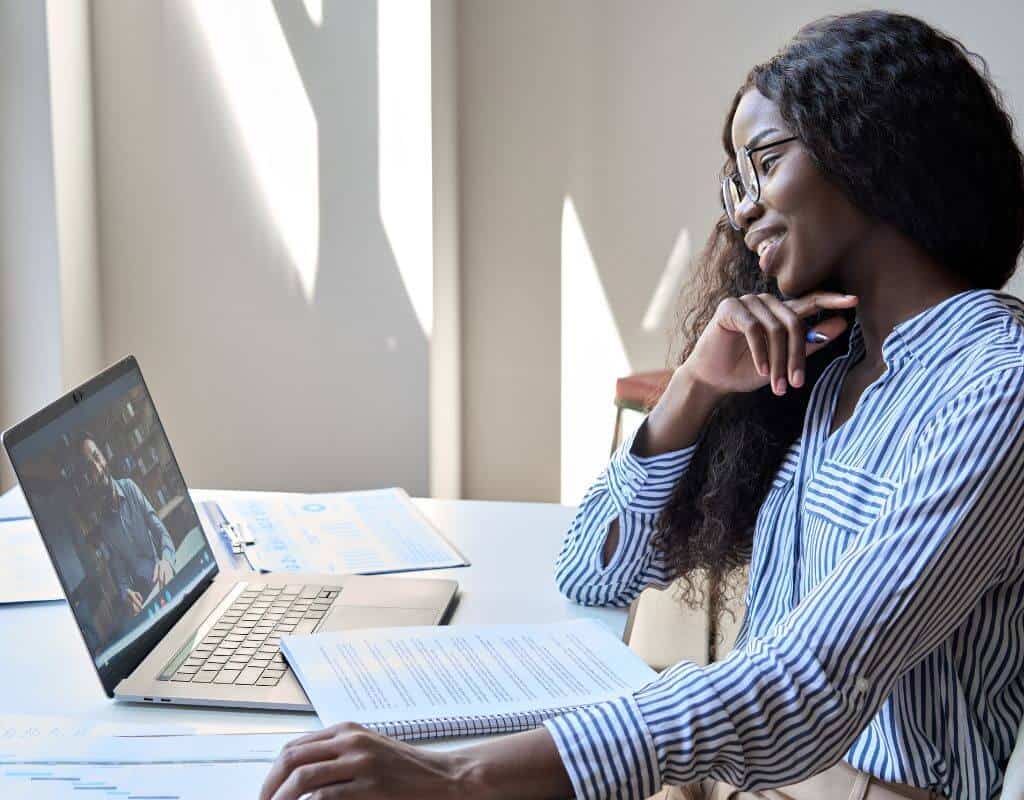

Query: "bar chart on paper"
left=0, top=732, right=292, bottom=799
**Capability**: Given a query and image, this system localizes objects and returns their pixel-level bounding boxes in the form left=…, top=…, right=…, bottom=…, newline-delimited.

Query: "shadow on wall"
left=94, top=0, right=429, bottom=494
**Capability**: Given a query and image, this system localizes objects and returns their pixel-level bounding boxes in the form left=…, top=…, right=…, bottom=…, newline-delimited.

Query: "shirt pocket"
left=804, top=458, right=899, bottom=532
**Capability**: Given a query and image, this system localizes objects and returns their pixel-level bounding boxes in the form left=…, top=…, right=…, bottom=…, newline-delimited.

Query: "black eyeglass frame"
left=721, top=135, right=799, bottom=230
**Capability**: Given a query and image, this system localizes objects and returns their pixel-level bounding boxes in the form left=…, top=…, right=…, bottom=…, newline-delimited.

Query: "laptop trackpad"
left=321, top=605, right=438, bottom=632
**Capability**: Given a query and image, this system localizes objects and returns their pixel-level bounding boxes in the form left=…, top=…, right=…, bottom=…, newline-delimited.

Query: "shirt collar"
left=844, top=288, right=1012, bottom=368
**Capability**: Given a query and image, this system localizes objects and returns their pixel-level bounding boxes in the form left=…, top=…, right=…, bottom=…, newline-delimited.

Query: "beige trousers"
left=651, top=761, right=943, bottom=800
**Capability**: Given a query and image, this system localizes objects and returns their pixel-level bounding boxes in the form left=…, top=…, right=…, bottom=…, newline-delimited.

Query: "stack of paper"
left=281, top=619, right=657, bottom=740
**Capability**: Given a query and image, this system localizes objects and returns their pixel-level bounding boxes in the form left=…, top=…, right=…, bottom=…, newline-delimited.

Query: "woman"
left=260, top=11, right=1024, bottom=800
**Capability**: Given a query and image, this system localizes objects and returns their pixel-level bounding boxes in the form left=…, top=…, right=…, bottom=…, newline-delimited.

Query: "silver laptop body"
left=3, top=356, right=457, bottom=711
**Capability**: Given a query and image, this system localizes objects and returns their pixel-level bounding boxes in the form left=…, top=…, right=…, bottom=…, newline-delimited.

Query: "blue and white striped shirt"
left=544, top=288, right=1024, bottom=800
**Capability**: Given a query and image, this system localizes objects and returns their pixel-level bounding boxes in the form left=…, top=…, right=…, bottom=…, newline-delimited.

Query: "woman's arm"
left=546, top=365, right=1024, bottom=797
left=599, top=365, right=726, bottom=565
left=552, top=415, right=700, bottom=607
left=559, top=291, right=855, bottom=605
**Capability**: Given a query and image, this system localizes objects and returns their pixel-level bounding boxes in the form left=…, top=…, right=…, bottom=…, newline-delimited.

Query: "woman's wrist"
left=456, top=727, right=574, bottom=800
left=636, top=364, right=727, bottom=456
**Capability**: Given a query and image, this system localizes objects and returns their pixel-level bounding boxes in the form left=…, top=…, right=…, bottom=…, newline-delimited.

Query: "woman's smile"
left=757, top=231, right=786, bottom=273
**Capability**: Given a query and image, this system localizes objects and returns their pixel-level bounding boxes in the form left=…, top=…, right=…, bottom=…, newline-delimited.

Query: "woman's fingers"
left=283, top=728, right=338, bottom=749
left=786, top=291, right=858, bottom=318
left=261, top=740, right=348, bottom=800
left=261, top=725, right=365, bottom=800
left=707, top=291, right=857, bottom=395
left=306, top=786, right=349, bottom=800
left=270, top=753, right=361, bottom=800
left=759, top=294, right=808, bottom=389
left=720, top=297, right=770, bottom=377
left=742, top=291, right=857, bottom=394
left=742, top=294, right=789, bottom=395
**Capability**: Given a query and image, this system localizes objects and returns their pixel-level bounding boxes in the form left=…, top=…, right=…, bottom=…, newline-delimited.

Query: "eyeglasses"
left=721, top=135, right=798, bottom=230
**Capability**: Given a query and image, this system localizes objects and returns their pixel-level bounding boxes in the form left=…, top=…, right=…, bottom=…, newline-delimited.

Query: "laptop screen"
left=4, top=358, right=217, bottom=694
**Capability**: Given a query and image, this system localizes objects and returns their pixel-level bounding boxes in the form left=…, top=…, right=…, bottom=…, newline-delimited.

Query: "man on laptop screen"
left=78, top=431, right=177, bottom=616
left=8, top=367, right=215, bottom=665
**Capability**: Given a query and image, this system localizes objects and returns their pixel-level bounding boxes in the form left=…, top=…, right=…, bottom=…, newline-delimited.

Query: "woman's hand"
left=634, top=290, right=858, bottom=456
left=259, top=723, right=477, bottom=800
left=260, top=724, right=574, bottom=800
left=683, top=291, right=858, bottom=397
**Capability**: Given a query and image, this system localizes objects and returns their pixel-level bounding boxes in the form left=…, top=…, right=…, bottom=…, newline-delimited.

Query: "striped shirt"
left=544, top=288, right=1024, bottom=800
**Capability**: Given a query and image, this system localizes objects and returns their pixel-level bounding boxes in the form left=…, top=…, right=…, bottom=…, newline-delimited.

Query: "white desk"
left=0, top=495, right=627, bottom=739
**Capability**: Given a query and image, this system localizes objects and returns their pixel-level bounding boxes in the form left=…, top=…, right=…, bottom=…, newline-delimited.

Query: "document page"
left=282, top=620, right=658, bottom=728
left=0, top=484, right=29, bottom=521
left=213, top=488, right=468, bottom=575
left=0, top=732, right=291, bottom=800
left=0, top=519, right=63, bottom=604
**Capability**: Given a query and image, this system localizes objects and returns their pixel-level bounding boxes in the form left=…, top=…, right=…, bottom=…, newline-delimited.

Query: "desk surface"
left=0, top=495, right=627, bottom=739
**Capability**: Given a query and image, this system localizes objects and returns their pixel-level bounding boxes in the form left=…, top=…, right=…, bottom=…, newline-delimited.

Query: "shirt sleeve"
left=553, top=418, right=699, bottom=608
left=132, top=480, right=176, bottom=565
left=546, top=365, right=1024, bottom=798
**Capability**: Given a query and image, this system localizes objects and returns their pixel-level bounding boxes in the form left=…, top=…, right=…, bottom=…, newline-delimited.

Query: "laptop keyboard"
left=167, top=584, right=339, bottom=686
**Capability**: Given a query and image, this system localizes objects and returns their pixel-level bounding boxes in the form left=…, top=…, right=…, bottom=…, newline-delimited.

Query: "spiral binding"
left=364, top=706, right=583, bottom=742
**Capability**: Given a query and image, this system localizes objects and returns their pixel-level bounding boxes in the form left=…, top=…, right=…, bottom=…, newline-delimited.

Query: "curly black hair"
left=653, top=11, right=1024, bottom=639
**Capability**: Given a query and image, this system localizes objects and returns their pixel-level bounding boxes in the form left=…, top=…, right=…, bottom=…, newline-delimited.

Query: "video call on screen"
left=11, top=370, right=213, bottom=664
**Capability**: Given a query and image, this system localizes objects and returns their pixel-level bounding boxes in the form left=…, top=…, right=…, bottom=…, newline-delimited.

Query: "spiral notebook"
left=280, top=619, right=657, bottom=740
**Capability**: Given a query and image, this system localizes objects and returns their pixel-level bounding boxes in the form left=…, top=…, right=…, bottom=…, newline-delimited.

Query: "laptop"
left=2, top=356, right=458, bottom=711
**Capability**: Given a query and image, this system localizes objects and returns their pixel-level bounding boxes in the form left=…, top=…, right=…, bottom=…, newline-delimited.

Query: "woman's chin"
left=774, top=259, right=819, bottom=298
left=772, top=262, right=791, bottom=294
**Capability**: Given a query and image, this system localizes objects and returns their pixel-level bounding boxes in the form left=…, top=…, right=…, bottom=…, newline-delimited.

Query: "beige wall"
left=89, top=1, right=456, bottom=494
left=0, top=2, right=63, bottom=491
left=47, top=0, right=104, bottom=392
left=0, top=0, right=106, bottom=493
left=458, top=0, right=1024, bottom=502
left=431, top=0, right=462, bottom=499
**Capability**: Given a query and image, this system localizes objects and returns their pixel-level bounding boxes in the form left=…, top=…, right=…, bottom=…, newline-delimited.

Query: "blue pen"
left=806, top=330, right=829, bottom=344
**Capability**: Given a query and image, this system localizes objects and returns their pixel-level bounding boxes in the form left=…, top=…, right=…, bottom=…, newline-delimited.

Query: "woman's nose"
left=734, top=193, right=763, bottom=231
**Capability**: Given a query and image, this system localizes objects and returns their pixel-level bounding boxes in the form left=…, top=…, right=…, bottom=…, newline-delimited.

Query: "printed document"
left=0, top=519, right=63, bottom=604
left=0, top=484, right=29, bottom=520
left=281, top=620, right=657, bottom=735
left=209, top=488, right=467, bottom=575
left=0, top=732, right=290, bottom=800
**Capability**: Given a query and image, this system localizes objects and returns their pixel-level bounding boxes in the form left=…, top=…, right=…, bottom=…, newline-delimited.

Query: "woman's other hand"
left=260, top=723, right=476, bottom=800
left=260, top=724, right=573, bottom=800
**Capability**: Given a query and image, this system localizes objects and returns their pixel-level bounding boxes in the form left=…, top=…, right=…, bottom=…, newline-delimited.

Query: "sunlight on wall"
left=561, top=196, right=631, bottom=506
left=187, top=0, right=319, bottom=301
left=302, top=0, right=322, bottom=27
left=643, top=226, right=691, bottom=333
left=378, top=0, right=433, bottom=337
